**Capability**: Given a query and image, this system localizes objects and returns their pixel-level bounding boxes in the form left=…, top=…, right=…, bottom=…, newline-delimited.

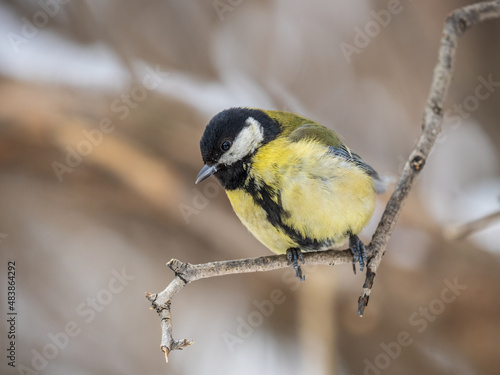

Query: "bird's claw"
left=349, top=234, right=367, bottom=275
left=286, top=248, right=305, bottom=281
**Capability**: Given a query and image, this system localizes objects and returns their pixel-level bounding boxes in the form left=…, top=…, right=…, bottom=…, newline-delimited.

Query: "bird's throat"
left=215, top=157, right=251, bottom=191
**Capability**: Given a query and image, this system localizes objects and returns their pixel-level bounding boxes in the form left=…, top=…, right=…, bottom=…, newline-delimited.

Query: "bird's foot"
left=349, top=234, right=367, bottom=274
left=286, top=248, right=305, bottom=282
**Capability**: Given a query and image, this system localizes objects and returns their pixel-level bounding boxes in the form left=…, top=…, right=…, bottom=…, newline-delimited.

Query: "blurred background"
left=0, top=0, right=499, bottom=374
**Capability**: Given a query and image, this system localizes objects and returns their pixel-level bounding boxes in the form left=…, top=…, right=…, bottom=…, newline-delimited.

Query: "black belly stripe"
left=243, top=177, right=334, bottom=250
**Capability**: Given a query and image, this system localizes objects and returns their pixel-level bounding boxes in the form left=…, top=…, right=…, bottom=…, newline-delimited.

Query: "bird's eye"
left=221, top=140, right=232, bottom=152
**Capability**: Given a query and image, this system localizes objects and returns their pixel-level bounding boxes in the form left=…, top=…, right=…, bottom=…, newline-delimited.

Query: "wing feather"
left=289, top=124, right=386, bottom=193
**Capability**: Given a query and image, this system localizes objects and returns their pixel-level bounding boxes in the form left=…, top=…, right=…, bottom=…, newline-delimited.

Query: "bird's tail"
left=373, top=174, right=395, bottom=194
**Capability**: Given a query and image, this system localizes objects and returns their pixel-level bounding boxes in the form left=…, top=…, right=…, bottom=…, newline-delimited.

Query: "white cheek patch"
left=219, top=117, right=264, bottom=166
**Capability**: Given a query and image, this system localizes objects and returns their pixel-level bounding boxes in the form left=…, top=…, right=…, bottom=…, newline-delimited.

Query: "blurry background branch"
left=444, top=208, right=500, bottom=240
left=147, top=0, right=500, bottom=362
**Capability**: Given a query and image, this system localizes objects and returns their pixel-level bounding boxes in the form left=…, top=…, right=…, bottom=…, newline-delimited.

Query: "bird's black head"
left=196, top=108, right=281, bottom=189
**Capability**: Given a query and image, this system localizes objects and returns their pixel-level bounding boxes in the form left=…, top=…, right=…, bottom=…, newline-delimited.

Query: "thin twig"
left=147, top=0, right=500, bottom=360
left=146, top=249, right=355, bottom=361
left=357, top=0, right=500, bottom=315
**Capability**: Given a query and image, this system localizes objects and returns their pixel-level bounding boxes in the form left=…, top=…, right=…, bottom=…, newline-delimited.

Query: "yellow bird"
left=196, top=108, right=385, bottom=280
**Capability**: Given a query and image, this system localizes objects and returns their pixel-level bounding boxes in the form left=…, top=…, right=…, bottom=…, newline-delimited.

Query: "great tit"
left=196, top=108, right=385, bottom=280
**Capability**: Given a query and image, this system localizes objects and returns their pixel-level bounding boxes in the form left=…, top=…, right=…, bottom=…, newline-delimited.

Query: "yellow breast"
left=226, top=138, right=376, bottom=255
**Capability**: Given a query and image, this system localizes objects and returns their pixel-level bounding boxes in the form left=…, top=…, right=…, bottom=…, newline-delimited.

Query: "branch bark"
left=146, top=0, right=500, bottom=361
left=146, top=249, right=355, bottom=361
left=357, top=0, right=500, bottom=315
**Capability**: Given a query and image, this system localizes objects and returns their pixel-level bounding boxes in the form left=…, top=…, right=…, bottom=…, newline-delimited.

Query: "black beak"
left=195, top=164, right=217, bottom=184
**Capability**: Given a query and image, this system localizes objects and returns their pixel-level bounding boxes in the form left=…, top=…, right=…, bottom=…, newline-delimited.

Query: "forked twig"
left=146, top=0, right=500, bottom=360
left=146, top=249, right=354, bottom=361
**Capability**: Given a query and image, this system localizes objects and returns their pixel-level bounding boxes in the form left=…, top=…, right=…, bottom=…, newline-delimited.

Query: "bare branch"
left=147, top=0, right=500, bottom=360
left=146, top=249, right=355, bottom=358
left=357, top=0, right=500, bottom=315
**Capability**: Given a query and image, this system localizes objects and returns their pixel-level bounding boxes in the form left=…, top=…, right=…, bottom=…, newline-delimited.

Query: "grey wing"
left=328, top=145, right=388, bottom=194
